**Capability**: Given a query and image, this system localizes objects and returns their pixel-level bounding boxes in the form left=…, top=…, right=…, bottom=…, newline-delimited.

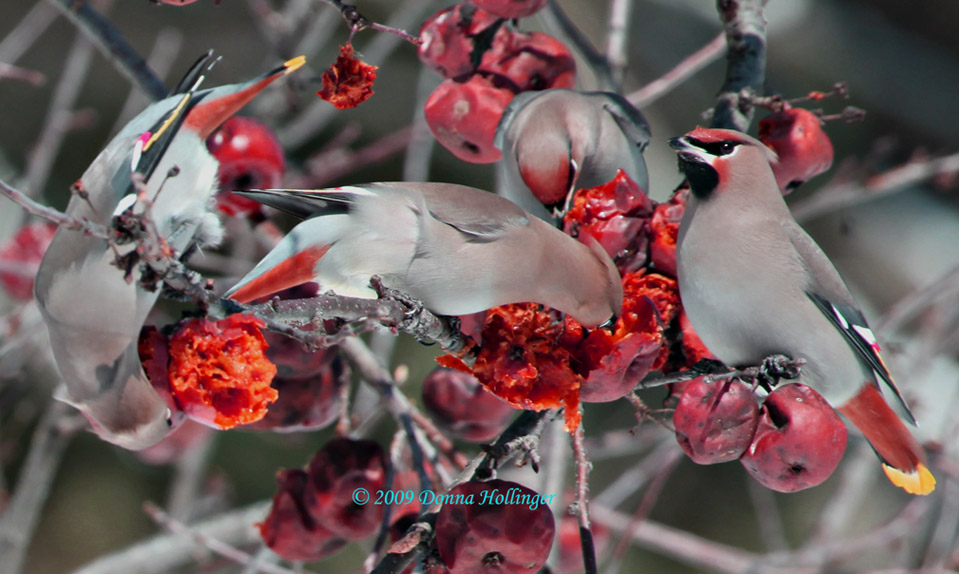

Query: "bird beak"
left=183, top=55, right=306, bottom=140
left=599, top=315, right=618, bottom=333
left=668, top=136, right=690, bottom=151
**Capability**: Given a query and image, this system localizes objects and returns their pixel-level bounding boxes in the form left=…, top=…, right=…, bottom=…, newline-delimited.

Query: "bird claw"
left=757, top=354, right=801, bottom=388
left=369, top=275, right=424, bottom=316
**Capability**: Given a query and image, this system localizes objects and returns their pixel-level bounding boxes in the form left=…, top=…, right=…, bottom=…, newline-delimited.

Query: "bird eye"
left=719, top=142, right=736, bottom=155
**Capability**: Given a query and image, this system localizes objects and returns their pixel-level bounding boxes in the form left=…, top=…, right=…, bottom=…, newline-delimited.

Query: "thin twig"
left=571, top=423, right=598, bottom=574
left=24, top=16, right=99, bottom=200
left=0, top=3, right=58, bottom=67
left=0, top=179, right=111, bottom=238
left=605, top=0, right=634, bottom=89
left=47, top=0, right=167, bottom=100
left=0, top=400, right=81, bottom=574
left=142, top=502, right=296, bottom=574
left=110, top=27, right=183, bottom=132
left=627, top=32, right=726, bottom=109
left=0, top=63, right=46, bottom=86
left=317, top=0, right=423, bottom=44
left=790, top=151, right=959, bottom=222
left=542, top=0, right=615, bottom=91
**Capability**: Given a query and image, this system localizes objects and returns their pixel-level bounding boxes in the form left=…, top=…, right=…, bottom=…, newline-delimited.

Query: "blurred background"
left=0, top=0, right=957, bottom=572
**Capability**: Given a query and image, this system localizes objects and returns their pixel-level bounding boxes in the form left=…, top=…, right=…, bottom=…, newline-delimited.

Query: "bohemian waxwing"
left=670, top=126, right=934, bottom=495
left=33, top=54, right=305, bottom=450
left=494, top=89, right=651, bottom=221
left=224, top=183, right=623, bottom=328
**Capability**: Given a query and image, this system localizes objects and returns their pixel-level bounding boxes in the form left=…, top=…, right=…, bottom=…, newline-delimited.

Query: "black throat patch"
left=677, top=154, right=718, bottom=200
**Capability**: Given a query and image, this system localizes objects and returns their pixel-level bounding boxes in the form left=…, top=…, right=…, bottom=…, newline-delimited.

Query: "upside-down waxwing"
left=670, top=126, right=934, bottom=495
left=494, top=89, right=651, bottom=220
left=224, top=183, right=623, bottom=328
left=33, top=54, right=305, bottom=450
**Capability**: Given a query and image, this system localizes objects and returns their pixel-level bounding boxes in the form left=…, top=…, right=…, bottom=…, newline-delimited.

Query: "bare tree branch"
left=710, top=0, right=767, bottom=131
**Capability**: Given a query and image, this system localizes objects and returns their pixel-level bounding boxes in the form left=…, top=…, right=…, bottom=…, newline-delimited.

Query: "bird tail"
left=838, top=384, right=936, bottom=495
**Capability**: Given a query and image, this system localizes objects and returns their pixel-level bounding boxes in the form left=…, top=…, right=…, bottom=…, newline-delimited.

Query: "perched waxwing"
left=225, top=183, right=623, bottom=328
left=34, top=54, right=306, bottom=450
left=670, top=126, right=935, bottom=495
left=494, top=89, right=651, bottom=221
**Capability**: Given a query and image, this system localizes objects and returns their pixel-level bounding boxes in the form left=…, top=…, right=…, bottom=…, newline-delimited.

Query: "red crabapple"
left=418, top=3, right=504, bottom=79
left=425, top=75, right=514, bottom=164
left=758, top=107, right=834, bottom=194
left=435, top=479, right=554, bottom=574
left=422, top=367, right=516, bottom=442
left=0, top=221, right=57, bottom=300
left=259, top=469, right=348, bottom=562
left=206, top=117, right=285, bottom=217
left=305, top=437, right=387, bottom=540
left=740, top=383, right=848, bottom=492
left=673, top=377, right=760, bottom=465
left=479, top=30, right=576, bottom=92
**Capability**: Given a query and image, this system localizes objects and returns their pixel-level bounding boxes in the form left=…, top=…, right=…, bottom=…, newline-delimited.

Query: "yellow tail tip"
left=883, top=463, right=936, bottom=495
left=283, top=55, right=307, bottom=74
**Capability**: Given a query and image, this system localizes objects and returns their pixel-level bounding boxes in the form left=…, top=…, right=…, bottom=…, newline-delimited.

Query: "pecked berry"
left=563, top=170, right=654, bottom=275
left=425, top=75, right=514, bottom=164
left=758, top=107, right=834, bottom=194
left=673, top=376, right=760, bottom=465
left=419, top=3, right=504, bottom=79
left=435, top=479, right=555, bottom=574
left=0, top=221, right=57, bottom=300
left=259, top=469, right=348, bottom=562
left=422, top=367, right=517, bottom=442
left=305, top=437, right=387, bottom=540
left=206, top=117, right=285, bottom=217
left=166, top=314, right=277, bottom=429
left=740, top=383, right=848, bottom=492
left=479, top=30, right=575, bottom=93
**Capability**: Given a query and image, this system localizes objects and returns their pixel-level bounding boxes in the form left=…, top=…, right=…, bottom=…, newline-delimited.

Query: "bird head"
left=668, top=127, right=778, bottom=201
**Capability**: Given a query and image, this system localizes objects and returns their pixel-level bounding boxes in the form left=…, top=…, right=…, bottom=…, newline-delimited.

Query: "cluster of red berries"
left=441, top=171, right=705, bottom=430
left=672, top=377, right=848, bottom=492
left=419, top=0, right=574, bottom=163
left=260, top=438, right=387, bottom=561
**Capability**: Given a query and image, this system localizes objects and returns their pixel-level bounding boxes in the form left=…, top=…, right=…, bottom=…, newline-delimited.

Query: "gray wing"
left=388, top=182, right=533, bottom=242
left=787, top=222, right=916, bottom=423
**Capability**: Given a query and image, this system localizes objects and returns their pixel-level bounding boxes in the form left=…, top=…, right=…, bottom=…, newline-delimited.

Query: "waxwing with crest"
left=670, top=126, right=935, bottom=495
left=225, top=182, right=623, bottom=329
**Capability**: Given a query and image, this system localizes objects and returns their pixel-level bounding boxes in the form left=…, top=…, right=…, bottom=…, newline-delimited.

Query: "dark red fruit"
left=418, top=3, right=503, bottom=79
left=259, top=469, right=348, bottom=562
left=563, top=170, right=654, bottom=275
left=647, top=191, right=686, bottom=277
left=673, top=376, right=760, bottom=465
left=472, top=0, right=548, bottom=19
left=422, top=367, right=516, bottom=442
left=206, top=116, right=285, bottom=217
left=435, top=479, right=555, bottom=574
left=479, top=30, right=575, bottom=92
left=425, top=75, right=514, bottom=164
left=0, top=221, right=57, bottom=300
left=305, top=438, right=387, bottom=540
left=740, top=383, right=848, bottom=492
left=758, top=107, right=834, bottom=194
